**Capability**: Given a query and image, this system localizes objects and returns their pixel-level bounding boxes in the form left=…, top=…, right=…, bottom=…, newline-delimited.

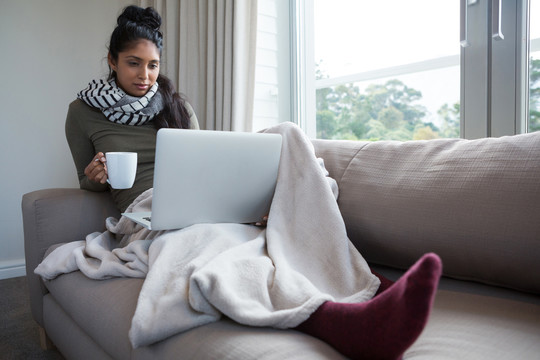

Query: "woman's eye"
left=129, top=62, right=139, bottom=66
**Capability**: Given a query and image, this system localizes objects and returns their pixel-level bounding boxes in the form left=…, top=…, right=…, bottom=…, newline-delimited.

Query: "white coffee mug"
left=105, top=152, right=137, bottom=189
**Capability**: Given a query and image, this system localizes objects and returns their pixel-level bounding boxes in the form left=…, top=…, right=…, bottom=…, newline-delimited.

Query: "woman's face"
left=108, top=39, right=160, bottom=97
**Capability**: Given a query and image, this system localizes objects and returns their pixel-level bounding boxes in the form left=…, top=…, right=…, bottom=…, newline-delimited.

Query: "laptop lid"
left=125, top=129, right=282, bottom=231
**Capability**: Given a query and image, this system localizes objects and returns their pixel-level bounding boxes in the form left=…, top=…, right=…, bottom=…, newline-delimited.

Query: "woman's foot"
left=295, top=253, right=442, bottom=360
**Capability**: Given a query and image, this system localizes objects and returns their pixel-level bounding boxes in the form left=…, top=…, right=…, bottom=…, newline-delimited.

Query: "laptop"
left=122, top=128, right=282, bottom=230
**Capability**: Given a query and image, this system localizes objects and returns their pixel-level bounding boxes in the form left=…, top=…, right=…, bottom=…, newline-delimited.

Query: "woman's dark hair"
left=108, top=5, right=191, bottom=129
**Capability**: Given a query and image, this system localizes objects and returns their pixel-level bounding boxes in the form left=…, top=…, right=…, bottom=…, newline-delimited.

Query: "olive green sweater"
left=65, top=99, right=199, bottom=212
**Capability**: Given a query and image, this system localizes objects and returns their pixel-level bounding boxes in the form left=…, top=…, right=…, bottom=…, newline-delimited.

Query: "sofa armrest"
left=22, top=188, right=119, bottom=326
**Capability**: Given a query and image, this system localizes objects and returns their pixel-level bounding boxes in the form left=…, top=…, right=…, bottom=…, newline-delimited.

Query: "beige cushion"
left=405, top=290, right=540, bottom=359
left=313, top=132, right=540, bottom=294
left=45, top=271, right=345, bottom=360
left=45, top=272, right=142, bottom=359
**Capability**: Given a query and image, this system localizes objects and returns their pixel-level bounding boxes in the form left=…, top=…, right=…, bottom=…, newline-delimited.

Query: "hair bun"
left=118, top=5, right=161, bottom=32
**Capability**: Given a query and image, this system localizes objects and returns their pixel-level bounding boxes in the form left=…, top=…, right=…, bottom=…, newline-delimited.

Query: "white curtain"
left=139, top=0, right=258, bottom=131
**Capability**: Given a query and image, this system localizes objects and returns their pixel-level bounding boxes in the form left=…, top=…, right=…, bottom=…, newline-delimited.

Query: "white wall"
left=0, top=0, right=135, bottom=279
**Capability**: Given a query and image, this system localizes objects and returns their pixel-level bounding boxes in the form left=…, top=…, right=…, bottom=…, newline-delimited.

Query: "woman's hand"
left=255, top=215, right=269, bottom=227
left=84, top=152, right=108, bottom=184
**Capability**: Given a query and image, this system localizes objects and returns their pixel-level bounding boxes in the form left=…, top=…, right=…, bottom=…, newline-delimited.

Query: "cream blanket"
left=35, top=122, right=380, bottom=348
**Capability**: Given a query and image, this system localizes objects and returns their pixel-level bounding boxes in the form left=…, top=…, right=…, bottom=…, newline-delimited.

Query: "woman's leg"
left=295, top=253, right=442, bottom=360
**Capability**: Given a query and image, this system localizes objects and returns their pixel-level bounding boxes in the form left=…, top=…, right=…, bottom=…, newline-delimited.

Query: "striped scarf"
left=77, top=79, right=163, bottom=126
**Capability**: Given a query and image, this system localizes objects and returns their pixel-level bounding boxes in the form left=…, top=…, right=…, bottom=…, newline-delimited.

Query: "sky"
left=532, top=0, right=540, bottom=39
left=314, top=0, right=458, bottom=78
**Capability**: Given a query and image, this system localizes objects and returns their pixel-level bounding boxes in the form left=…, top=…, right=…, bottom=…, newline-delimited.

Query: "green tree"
left=413, top=126, right=439, bottom=140
left=529, top=58, right=540, bottom=132
left=316, top=79, right=429, bottom=140
left=378, top=106, right=405, bottom=130
left=315, top=61, right=465, bottom=140
left=365, top=80, right=426, bottom=129
left=437, top=102, right=460, bottom=138
left=316, top=109, right=337, bottom=139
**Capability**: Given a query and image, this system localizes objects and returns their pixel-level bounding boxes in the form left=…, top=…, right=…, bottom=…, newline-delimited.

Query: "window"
left=312, top=0, right=460, bottom=141
left=529, top=0, right=540, bottom=132
left=291, top=0, right=533, bottom=140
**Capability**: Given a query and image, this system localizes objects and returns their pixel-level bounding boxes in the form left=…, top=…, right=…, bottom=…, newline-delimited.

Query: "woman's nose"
left=138, top=68, right=148, bottom=80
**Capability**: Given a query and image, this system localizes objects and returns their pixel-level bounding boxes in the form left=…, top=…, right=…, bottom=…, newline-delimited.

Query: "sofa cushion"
left=404, top=290, right=540, bottom=360
left=45, top=271, right=346, bottom=360
left=43, top=294, right=114, bottom=360
left=133, top=319, right=346, bottom=360
left=313, top=132, right=540, bottom=294
left=45, top=272, right=143, bottom=359
left=45, top=269, right=540, bottom=360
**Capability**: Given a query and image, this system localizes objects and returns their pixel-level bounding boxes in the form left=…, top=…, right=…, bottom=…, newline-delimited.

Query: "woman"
left=65, top=6, right=442, bottom=360
left=66, top=6, right=199, bottom=213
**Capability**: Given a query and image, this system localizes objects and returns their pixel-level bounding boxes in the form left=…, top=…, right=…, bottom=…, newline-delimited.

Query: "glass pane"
left=316, top=67, right=460, bottom=141
left=530, top=0, right=540, bottom=133
left=314, top=0, right=460, bottom=140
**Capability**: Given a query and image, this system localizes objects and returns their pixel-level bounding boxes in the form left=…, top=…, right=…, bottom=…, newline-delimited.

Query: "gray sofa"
left=23, top=133, right=540, bottom=359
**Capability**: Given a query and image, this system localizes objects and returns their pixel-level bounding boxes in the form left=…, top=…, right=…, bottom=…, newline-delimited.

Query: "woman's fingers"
left=255, top=215, right=269, bottom=227
left=85, top=152, right=108, bottom=183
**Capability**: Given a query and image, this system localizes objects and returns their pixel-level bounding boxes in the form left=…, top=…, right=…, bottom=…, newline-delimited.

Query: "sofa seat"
left=42, top=265, right=540, bottom=360
left=43, top=271, right=346, bottom=360
left=44, top=273, right=142, bottom=359
left=410, top=290, right=539, bottom=359
left=375, top=266, right=540, bottom=359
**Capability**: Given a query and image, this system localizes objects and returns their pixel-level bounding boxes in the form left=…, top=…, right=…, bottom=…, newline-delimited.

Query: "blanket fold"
left=35, top=122, right=379, bottom=348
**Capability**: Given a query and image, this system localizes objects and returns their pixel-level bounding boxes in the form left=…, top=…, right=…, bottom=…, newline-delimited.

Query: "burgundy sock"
left=295, top=253, right=442, bottom=360
left=371, top=270, right=394, bottom=296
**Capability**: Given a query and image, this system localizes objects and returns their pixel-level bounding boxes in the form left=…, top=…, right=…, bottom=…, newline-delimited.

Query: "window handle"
left=492, top=0, right=505, bottom=41
left=461, top=0, right=478, bottom=47
left=460, top=0, right=470, bottom=47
